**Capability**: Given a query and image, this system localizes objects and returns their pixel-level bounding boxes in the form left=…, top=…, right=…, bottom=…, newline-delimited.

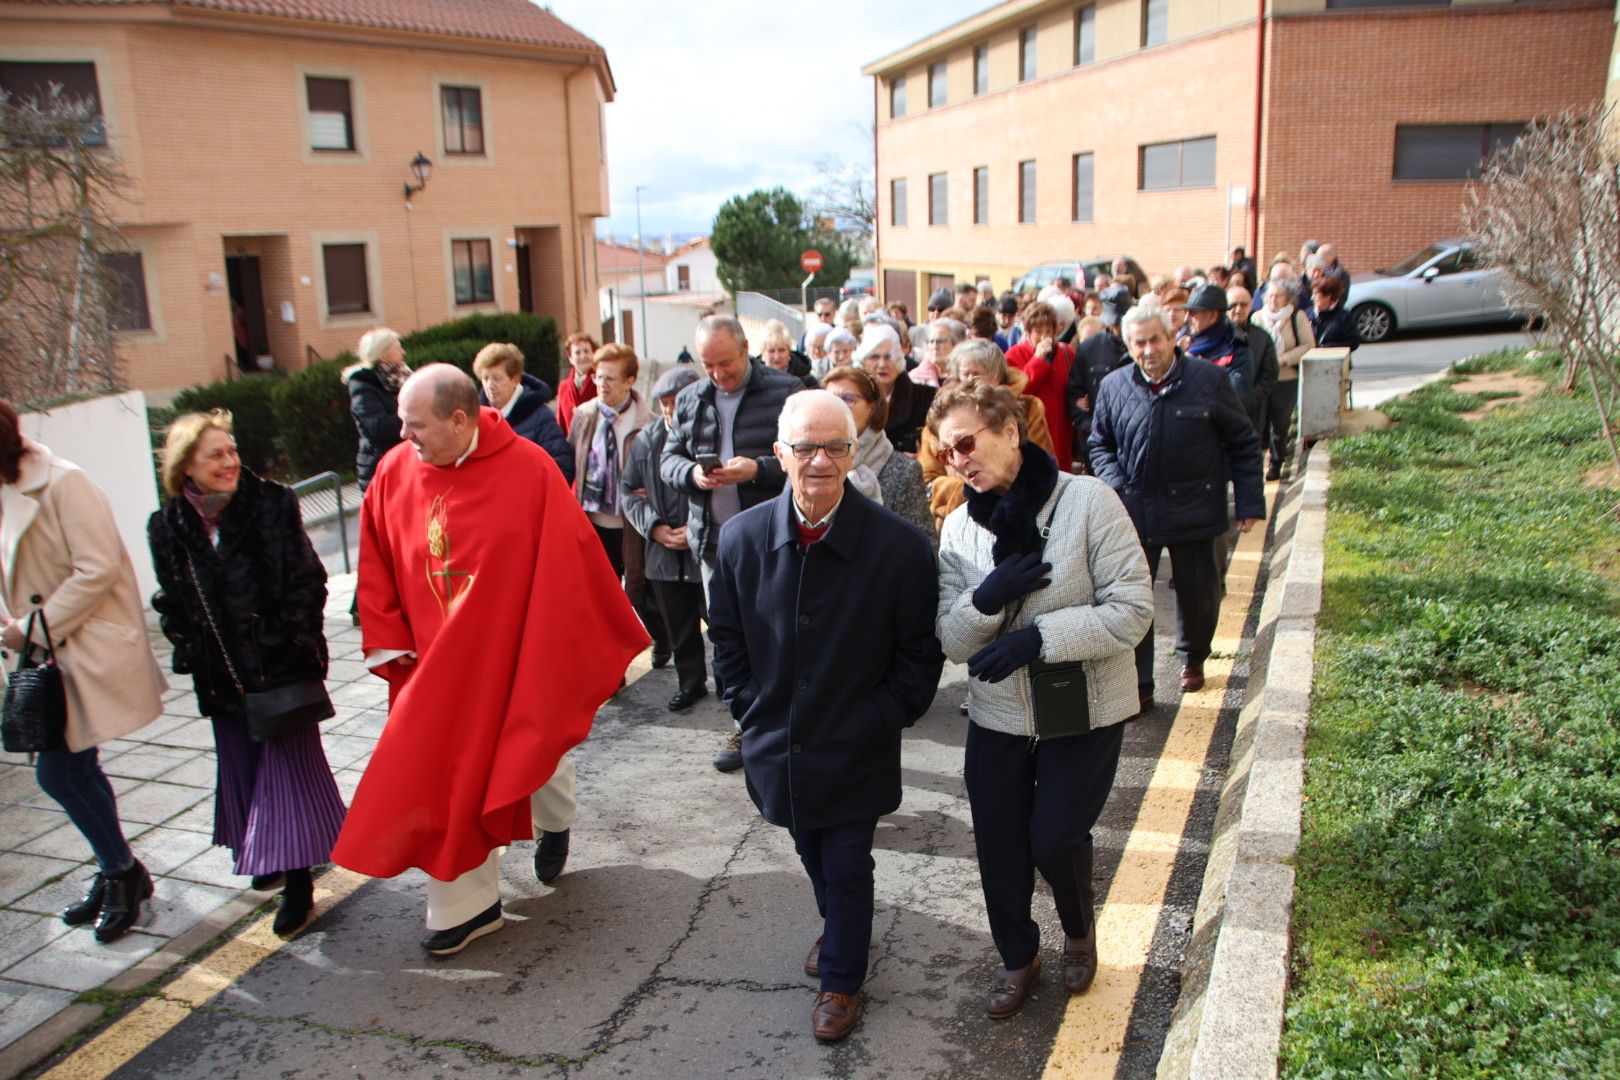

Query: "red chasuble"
left=332, top=408, right=649, bottom=881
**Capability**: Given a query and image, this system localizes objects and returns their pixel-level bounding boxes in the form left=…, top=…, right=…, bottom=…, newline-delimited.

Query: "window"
left=0, top=61, right=105, bottom=144
left=973, top=44, right=989, bottom=95
left=929, top=61, right=948, bottom=109
left=451, top=239, right=494, bottom=305
left=1139, top=136, right=1216, bottom=190
left=1076, top=5, right=1096, bottom=66
left=1143, top=0, right=1168, bottom=48
left=677, top=265, right=691, bottom=291
left=441, top=86, right=484, bottom=155
left=973, top=166, right=989, bottom=225
left=891, top=178, right=908, bottom=227
left=929, top=173, right=948, bottom=226
left=1019, top=26, right=1038, bottom=82
left=1393, top=123, right=1526, bottom=181
left=1018, top=160, right=1037, bottom=223
left=890, top=76, right=907, bottom=118
left=100, top=251, right=150, bottom=331
left=306, top=76, right=354, bottom=151
left=322, top=243, right=370, bottom=314
left=1072, top=152, right=1094, bottom=222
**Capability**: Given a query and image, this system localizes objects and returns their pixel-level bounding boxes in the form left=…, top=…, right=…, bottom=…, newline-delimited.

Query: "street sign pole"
left=799, top=249, right=824, bottom=319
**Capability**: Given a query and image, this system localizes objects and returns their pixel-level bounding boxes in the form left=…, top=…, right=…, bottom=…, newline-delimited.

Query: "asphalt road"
left=1347, top=322, right=1536, bottom=408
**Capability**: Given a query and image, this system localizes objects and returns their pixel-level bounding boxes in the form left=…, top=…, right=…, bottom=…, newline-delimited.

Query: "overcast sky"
left=552, top=1, right=991, bottom=243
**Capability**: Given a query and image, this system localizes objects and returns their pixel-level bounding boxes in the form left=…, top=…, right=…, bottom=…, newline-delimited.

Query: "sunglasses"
left=938, top=426, right=989, bottom=463
left=783, top=440, right=854, bottom=460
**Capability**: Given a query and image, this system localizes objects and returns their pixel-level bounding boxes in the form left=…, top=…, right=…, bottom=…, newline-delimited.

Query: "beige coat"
left=1, top=440, right=166, bottom=751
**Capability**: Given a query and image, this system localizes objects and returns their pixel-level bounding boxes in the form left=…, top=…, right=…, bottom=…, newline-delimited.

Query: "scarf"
left=963, top=441, right=1059, bottom=564
left=581, top=401, right=621, bottom=515
left=1254, top=302, right=1295, bottom=345
left=909, top=359, right=942, bottom=388
left=847, top=426, right=894, bottom=504
left=376, top=359, right=411, bottom=393
left=1186, top=317, right=1237, bottom=366
left=182, top=479, right=234, bottom=540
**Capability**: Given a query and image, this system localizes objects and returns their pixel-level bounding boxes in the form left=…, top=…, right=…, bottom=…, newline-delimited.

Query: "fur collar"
left=963, top=443, right=1059, bottom=563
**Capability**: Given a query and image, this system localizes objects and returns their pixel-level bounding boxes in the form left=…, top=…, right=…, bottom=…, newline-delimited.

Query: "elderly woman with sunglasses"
left=932, top=380, right=1152, bottom=1021
left=818, top=366, right=931, bottom=538
left=917, top=340, right=1056, bottom=534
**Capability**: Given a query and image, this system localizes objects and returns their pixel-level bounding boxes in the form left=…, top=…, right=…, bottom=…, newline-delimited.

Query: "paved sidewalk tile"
left=0, top=978, right=75, bottom=1058
left=4, top=927, right=164, bottom=993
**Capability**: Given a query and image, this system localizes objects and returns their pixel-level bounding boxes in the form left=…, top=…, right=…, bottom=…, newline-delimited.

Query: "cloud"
left=550, top=0, right=987, bottom=239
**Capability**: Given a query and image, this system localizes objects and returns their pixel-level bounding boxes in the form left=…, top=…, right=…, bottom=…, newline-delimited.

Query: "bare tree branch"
left=0, top=87, right=130, bottom=406
left=1465, top=106, right=1620, bottom=476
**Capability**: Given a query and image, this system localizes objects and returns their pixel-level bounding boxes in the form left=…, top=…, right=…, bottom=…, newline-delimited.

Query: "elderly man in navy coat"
left=1087, top=295, right=1263, bottom=707
left=708, top=389, right=944, bottom=1043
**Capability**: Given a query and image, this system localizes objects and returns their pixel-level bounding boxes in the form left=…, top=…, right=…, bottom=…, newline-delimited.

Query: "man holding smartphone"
left=661, top=314, right=801, bottom=772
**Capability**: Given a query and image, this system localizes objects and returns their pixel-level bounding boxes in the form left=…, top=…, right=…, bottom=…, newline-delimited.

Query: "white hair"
left=1036, top=287, right=1077, bottom=334
left=806, top=321, right=834, bottom=345
left=852, top=322, right=901, bottom=363
left=826, top=328, right=858, bottom=349
left=776, top=388, right=858, bottom=444
left=1120, top=294, right=1174, bottom=338
left=1305, top=254, right=1325, bottom=273
left=357, top=327, right=401, bottom=367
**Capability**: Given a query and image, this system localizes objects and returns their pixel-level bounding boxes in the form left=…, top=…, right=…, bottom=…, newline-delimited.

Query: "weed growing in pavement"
left=1281, top=353, right=1620, bottom=1078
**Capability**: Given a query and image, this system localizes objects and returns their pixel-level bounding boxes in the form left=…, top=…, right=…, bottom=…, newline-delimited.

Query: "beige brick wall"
left=1, top=14, right=610, bottom=391
left=871, top=0, right=1612, bottom=307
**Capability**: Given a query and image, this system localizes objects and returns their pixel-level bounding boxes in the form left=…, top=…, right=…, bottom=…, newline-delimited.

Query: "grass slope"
left=1282, top=350, right=1620, bottom=1078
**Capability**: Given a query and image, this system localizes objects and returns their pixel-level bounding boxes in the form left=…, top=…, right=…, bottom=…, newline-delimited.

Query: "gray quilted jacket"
left=936, top=472, right=1153, bottom=737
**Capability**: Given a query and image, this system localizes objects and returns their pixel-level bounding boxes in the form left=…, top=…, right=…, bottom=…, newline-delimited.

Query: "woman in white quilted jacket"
left=931, top=380, right=1152, bottom=1023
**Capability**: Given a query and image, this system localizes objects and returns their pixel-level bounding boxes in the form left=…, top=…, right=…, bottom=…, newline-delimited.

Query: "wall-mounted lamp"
left=403, top=151, right=433, bottom=201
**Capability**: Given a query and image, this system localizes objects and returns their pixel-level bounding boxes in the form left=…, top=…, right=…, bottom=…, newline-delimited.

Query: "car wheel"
left=1352, top=302, right=1394, bottom=344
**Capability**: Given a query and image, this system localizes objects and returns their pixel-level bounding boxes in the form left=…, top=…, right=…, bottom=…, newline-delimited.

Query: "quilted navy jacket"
left=1086, top=354, right=1264, bottom=546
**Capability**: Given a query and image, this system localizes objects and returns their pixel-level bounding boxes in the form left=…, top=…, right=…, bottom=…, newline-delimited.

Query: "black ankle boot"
left=272, top=868, right=314, bottom=938
left=250, top=872, right=285, bottom=892
left=94, top=860, right=152, bottom=944
left=62, top=873, right=108, bottom=927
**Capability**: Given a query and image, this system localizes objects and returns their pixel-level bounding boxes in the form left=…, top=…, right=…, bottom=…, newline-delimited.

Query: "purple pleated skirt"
left=211, top=714, right=347, bottom=876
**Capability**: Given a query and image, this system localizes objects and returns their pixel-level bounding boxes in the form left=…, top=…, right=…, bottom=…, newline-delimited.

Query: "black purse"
left=184, top=548, right=334, bottom=743
left=1004, top=487, right=1092, bottom=741
left=2, top=608, right=68, bottom=754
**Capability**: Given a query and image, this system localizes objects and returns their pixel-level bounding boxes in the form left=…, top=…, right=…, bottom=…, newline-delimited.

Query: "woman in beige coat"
left=0, top=401, right=167, bottom=943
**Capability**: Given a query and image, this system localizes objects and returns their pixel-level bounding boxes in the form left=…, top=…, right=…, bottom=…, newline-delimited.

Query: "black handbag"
left=1004, top=486, right=1091, bottom=741
left=2, top=609, right=68, bottom=754
left=184, top=548, right=334, bottom=743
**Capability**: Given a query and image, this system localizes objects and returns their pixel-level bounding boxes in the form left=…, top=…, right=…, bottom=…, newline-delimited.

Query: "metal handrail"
left=305, top=343, right=327, bottom=367
left=290, top=470, right=352, bottom=574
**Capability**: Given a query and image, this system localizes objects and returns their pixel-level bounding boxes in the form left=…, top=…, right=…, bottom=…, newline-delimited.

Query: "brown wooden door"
left=882, top=269, right=916, bottom=313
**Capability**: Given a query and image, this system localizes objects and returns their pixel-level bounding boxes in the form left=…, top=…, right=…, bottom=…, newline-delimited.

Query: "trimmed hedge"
left=171, top=375, right=283, bottom=477
left=274, top=357, right=358, bottom=479
left=402, top=312, right=560, bottom=388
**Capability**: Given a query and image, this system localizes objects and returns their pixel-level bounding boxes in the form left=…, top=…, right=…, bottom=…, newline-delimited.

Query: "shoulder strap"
left=183, top=547, right=245, bottom=695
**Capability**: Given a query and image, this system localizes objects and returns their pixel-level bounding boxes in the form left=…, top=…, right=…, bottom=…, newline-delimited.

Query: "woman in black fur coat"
left=149, top=411, right=347, bottom=938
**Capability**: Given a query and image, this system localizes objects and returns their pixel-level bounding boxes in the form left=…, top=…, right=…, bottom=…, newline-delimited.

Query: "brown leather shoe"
left=986, top=955, right=1042, bottom=1019
left=1062, top=926, right=1097, bottom=994
left=811, top=990, right=861, bottom=1041
left=1179, top=663, right=1205, bottom=693
left=804, top=934, right=823, bottom=978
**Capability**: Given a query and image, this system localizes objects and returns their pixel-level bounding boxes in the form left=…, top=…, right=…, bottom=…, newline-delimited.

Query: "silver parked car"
left=1346, top=240, right=1518, bottom=344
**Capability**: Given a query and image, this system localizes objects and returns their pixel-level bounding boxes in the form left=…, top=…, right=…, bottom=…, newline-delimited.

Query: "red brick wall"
left=1260, top=2, right=1612, bottom=276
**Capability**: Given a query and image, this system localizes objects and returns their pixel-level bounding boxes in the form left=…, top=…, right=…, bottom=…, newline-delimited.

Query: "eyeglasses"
left=938, top=426, right=989, bottom=463
left=783, top=440, right=854, bottom=460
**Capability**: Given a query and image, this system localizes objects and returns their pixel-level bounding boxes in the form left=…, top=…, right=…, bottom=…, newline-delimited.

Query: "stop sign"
left=800, top=249, right=824, bottom=273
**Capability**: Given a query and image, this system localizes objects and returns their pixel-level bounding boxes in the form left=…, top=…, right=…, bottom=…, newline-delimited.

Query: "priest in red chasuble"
left=332, top=364, right=648, bottom=956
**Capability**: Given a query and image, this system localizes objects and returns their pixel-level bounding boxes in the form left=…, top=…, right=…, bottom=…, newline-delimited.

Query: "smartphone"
left=696, top=453, right=723, bottom=471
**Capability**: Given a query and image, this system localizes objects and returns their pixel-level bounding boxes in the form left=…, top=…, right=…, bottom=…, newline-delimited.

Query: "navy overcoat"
left=708, top=484, right=945, bottom=833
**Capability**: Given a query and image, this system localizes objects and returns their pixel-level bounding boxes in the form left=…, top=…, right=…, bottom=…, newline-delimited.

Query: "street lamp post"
left=635, top=185, right=650, bottom=359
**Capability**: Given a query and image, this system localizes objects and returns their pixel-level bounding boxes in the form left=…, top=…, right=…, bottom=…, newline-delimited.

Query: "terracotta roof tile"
left=22, top=0, right=603, bottom=53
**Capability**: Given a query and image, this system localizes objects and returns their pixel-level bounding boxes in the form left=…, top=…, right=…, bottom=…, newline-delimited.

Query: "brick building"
left=0, top=0, right=614, bottom=391
left=863, top=0, right=1613, bottom=312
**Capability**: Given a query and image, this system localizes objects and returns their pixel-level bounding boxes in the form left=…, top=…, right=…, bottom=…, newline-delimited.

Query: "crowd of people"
left=3, top=240, right=1351, bottom=1043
